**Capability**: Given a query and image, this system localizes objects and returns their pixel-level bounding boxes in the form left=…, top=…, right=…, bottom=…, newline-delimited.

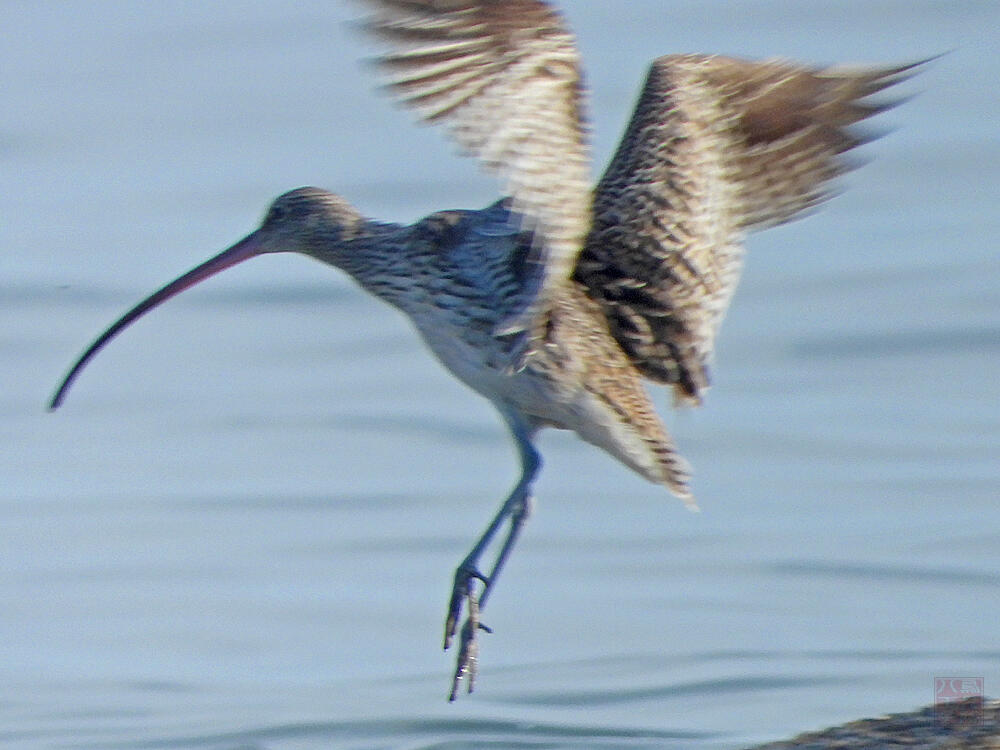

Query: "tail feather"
left=549, top=289, right=697, bottom=506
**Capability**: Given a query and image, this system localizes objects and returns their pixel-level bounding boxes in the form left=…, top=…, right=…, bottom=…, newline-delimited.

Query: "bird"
left=49, top=0, right=924, bottom=700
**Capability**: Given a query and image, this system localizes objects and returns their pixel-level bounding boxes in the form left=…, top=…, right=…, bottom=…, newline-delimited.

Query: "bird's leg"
left=446, top=412, right=540, bottom=700
left=447, top=483, right=535, bottom=700
left=442, top=483, right=533, bottom=650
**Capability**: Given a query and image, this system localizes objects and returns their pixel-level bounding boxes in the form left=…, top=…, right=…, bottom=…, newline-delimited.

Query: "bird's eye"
left=267, top=204, right=287, bottom=223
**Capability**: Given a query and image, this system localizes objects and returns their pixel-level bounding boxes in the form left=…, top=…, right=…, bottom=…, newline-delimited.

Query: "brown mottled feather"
left=575, top=54, right=921, bottom=404
left=549, top=288, right=693, bottom=499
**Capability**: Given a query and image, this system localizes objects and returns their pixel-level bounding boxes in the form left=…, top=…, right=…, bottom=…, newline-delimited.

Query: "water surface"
left=2, top=2, right=998, bottom=748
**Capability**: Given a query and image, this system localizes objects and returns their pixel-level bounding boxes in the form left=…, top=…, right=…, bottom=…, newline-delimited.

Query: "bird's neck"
left=303, top=221, right=419, bottom=309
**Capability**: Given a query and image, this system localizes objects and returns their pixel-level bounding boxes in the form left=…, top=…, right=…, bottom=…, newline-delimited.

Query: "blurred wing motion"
left=575, top=54, right=925, bottom=404
left=361, top=0, right=591, bottom=336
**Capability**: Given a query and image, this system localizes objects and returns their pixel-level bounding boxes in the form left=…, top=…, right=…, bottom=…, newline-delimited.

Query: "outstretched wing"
left=360, top=0, right=591, bottom=336
left=575, top=54, right=922, bottom=404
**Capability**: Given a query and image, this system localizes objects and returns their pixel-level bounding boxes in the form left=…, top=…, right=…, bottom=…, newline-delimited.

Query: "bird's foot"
left=444, top=563, right=488, bottom=650
left=445, top=564, right=493, bottom=700
left=448, top=588, right=492, bottom=701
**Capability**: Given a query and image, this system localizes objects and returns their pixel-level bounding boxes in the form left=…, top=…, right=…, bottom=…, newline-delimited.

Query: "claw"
left=448, top=591, right=482, bottom=701
left=443, top=608, right=460, bottom=651
left=444, top=565, right=488, bottom=650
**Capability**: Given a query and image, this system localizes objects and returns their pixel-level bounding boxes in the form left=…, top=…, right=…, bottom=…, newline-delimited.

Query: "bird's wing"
left=360, top=0, right=591, bottom=339
left=575, top=54, right=921, bottom=404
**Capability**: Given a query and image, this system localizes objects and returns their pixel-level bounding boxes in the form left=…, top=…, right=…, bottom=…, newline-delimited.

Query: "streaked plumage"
left=576, top=54, right=919, bottom=401
left=366, top=0, right=591, bottom=337
left=49, top=0, right=922, bottom=700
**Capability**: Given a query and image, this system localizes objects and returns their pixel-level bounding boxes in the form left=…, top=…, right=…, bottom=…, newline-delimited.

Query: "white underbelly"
left=414, top=321, right=567, bottom=423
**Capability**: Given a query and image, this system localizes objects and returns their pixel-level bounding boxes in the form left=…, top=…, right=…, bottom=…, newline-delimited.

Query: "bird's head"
left=256, top=187, right=365, bottom=255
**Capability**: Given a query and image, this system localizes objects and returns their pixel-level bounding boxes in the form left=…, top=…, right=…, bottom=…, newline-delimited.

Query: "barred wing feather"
left=575, top=54, right=923, bottom=404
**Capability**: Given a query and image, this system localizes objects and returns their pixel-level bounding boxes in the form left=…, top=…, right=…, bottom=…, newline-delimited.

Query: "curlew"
left=49, top=1, right=923, bottom=699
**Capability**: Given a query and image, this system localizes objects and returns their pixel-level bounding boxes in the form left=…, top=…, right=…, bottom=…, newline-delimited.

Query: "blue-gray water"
left=3, top=2, right=998, bottom=748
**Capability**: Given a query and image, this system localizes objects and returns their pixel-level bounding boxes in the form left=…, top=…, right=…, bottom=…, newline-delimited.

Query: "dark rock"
left=749, top=698, right=998, bottom=750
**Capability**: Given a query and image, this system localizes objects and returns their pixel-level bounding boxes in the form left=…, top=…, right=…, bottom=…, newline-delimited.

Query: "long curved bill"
left=49, top=231, right=265, bottom=410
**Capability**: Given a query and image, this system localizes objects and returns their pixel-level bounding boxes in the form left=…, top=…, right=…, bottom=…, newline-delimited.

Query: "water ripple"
left=97, top=717, right=713, bottom=750
left=792, top=326, right=1000, bottom=358
left=767, top=559, right=1000, bottom=586
left=501, top=675, right=848, bottom=708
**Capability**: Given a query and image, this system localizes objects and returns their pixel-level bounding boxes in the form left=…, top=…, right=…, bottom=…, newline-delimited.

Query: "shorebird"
left=50, top=1, right=922, bottom=699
